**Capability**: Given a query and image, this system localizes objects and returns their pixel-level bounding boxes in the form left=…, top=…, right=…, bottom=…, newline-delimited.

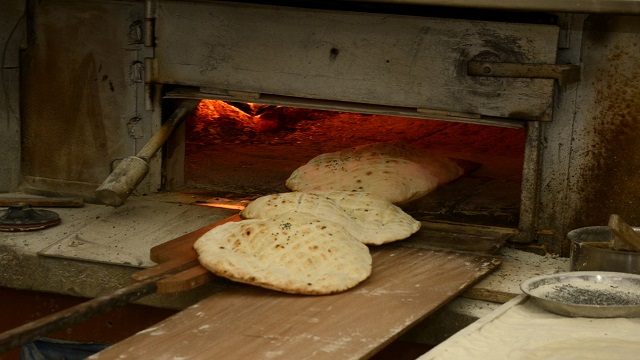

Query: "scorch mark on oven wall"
left=570, top=16, right=640, bottom=231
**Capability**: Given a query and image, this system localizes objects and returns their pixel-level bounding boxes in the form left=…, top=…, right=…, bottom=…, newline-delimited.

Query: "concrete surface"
left=0, top=193, right=236, bottom=309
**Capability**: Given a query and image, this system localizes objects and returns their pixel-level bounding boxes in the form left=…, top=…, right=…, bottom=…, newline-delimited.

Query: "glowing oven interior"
left=168, top=99, right=526, bottom=229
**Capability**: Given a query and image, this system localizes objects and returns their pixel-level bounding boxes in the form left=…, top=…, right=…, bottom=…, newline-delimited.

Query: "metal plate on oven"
left=521, top=271, right=640, bottom=318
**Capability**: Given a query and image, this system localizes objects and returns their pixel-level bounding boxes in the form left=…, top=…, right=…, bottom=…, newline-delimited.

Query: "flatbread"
left=241, top=191, right=420, bottom=245
left=285, top=143, right=464, bottom=204
left=194, top=212, right=372, bottom=295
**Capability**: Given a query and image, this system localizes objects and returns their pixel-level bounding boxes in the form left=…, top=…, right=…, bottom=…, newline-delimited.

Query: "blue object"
left=21, top=338, right=110, bottom=360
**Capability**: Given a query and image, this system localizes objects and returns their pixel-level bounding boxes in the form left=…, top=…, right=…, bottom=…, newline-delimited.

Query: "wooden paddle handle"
left=132, top=214, right=243, bottom=293
left=156, top=266, right=216, bottom=293
left=149, top=214, right=242, bottom=263
left=131, top=254, right=201, bottom=282
left=132, top=257, right=215, bottom=294
left=608, top=214, right=640, bottom=252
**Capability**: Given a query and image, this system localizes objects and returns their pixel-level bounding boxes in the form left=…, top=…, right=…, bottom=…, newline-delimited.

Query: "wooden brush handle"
left=608, top=214, right=640, bottom=252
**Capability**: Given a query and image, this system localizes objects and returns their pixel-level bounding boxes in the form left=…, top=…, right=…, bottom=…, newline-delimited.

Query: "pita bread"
left=194, top=212, right=372, bottom=295
left=241, top=191, right=420, bottom=245
left=285, top=143, right=463, bottom=204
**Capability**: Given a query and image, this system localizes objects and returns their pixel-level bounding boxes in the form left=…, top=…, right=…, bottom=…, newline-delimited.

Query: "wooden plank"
left=402, top=222, right=514, bottom=255
left=155, top=1, right=559, bottom=120
left=608, top=214, right=640, bottom=251
left=94, top=245, right=501, bottom=359
left=155, top=265, right=216, bottom=294
left=130, top=253, right=201, bottom=282
left=131, top=214, right=240, bottom=293
left=148, top=213, right=242, bottom=263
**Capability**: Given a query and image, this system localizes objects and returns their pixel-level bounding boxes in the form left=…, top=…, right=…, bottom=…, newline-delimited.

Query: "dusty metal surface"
left=153, top=1, right=559, bottom=121
left=534, top=14, right=640, bottom=255
left=20, top=1, right=156, bottom=197
left=0, top=0, right=25, bottom=192
left=535, top=14, right=640, bottom=256
left=323, top=0, right=640, bottom=14
left=467, top=61, right=581, bottom=86
left=573, top=16, right=640, bottom=227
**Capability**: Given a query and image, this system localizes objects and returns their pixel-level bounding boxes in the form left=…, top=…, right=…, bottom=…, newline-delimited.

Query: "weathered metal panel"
left=21, top=1, right=157, bottom=198
left=328, top=0, right=640, bottom=15
left=536, top=15, right=640, bottom=255
left=0, top=0, right=25, bottom=192
left=154, top=1, right=559, bottom=121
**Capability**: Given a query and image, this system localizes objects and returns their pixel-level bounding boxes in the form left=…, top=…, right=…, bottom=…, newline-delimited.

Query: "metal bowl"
left=569, top=226, right=640, bottom=274
left=521, top=271, right=640, bottom=317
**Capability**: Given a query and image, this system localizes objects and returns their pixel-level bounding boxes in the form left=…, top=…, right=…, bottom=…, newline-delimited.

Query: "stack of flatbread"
left=285, top=142, right=464, bottom=204
left=195, top=142, right=462, bottom=295
left=194, top=212, right=372, bottom=295
left=194, top=191, right=421, bottom=295
left=240, top=191, right=420, bottom=246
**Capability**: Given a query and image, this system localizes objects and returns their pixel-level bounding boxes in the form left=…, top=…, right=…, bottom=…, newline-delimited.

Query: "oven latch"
left=467, top=61, right=581, bottom=86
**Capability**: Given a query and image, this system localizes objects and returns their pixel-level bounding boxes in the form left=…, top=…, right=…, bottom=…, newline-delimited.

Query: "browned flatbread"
left=194, top=212, right=372, bottom=295
left=285, top=143, right=463, bottom=204
left=241, top=191, right=420, bottom=245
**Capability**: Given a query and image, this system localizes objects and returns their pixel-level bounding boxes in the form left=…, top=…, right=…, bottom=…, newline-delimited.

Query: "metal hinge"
left=143, top=0, right=158, bottom=111
left=467, top=61, right=581, bottom=86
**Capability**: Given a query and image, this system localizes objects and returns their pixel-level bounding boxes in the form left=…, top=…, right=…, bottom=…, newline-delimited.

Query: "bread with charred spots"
left=194, top=212, right=372, bottom=295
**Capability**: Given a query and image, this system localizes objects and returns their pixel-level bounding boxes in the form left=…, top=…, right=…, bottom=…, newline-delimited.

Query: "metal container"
left=521, top=271, right=640, bottom=317
left=569, top=226, right=640, bottom=274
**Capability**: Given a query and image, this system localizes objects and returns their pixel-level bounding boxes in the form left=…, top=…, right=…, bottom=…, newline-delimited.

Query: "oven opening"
left=166, top=99, right=526, bottom=229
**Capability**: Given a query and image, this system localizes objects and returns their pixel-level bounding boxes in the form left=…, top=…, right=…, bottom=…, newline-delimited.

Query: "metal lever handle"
left=467, top=61, right=581, bottom=86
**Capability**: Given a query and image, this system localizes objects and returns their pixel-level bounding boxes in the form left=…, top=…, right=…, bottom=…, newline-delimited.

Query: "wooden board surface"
left=96, top=245, right=500, bottom=359
left=148, top=213, right=242, bottom=264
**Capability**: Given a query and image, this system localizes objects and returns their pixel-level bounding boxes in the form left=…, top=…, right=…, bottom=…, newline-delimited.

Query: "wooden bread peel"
left=1, top=211, right=503, bottom=358
left=131, top=213, right=242, bottom=293
left=608, top=214, right=640, bottom=252
left=87, top=237, right=503, bottom=360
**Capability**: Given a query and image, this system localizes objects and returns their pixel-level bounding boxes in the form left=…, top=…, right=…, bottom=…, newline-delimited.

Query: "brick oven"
left=3, top=0, right=639, bottom=255
left=1, top=0, right=640, bottom=357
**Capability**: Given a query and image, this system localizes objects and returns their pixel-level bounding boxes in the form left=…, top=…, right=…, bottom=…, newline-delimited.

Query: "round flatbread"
left=241, top=191, right=420, bottom=245
left=194, top=212, right=372, bottom=295
left=285, top=142, right=463, bottom=204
